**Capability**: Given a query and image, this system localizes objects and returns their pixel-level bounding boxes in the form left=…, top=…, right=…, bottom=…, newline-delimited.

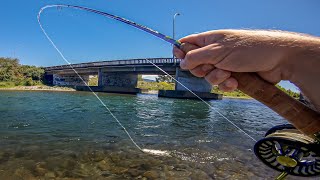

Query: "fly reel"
left=254, top=124, right=320, bottom=179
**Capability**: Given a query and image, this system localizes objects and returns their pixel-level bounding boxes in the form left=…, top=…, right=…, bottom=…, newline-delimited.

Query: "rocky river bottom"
left=0, top=91, right=315, bottom=179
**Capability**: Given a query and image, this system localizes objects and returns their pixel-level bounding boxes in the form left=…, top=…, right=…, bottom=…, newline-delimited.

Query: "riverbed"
left=0, top=91, right=311, bottom=179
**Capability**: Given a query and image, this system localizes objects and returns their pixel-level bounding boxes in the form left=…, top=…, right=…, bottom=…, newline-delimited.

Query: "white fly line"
left=37, top=5, right=257, bottom=157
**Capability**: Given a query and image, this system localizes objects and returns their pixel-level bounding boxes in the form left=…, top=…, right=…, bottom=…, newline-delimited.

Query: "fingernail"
left=202, top=64, right=213, bottom=72
left=180, top=60, right=187, bottom=69
left=225, top=80, right=233, bottom=87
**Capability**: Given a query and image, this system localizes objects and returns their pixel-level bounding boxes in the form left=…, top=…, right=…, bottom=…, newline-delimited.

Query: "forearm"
left=288, top=36, right=320, bottom=111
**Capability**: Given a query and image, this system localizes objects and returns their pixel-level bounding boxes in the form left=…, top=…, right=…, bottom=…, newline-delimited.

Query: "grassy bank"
left=0, top=84, right=75, bottom=91
left=137, top=81, right=251, bottom=98
left=211, top=86, right=251, bottom=99
left=137, top=81, right=175, bottom=90
left=137, top=81, right=299, bottom=99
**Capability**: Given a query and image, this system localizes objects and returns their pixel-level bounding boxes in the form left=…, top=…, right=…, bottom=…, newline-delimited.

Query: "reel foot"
left=275, top=172, right=288, bottom=180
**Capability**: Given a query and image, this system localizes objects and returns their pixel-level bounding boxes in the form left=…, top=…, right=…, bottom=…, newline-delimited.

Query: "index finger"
left=179, top=30, right=226, bottom=47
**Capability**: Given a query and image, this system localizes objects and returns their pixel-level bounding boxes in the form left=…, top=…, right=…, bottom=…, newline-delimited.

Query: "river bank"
left=0, top=85, right=75, bottom=92
left=223, top=96, right=252, bottom=100
left=0, top=86, right=253, bottom=100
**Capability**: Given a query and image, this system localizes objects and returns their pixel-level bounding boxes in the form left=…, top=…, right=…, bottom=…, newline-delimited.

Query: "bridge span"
left=45, top=58, right=179, bottom=75
left=44, top=58, right=221, bottom=100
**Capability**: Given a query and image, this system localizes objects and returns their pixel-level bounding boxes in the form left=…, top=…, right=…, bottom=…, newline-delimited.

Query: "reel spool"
left=254, top=124, right=320, bottom=179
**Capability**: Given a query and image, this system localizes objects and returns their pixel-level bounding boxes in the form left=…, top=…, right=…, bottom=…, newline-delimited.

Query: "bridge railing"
left=45, top=58, right=181, bottom=71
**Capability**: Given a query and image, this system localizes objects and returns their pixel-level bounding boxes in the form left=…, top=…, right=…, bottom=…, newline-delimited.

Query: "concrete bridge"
left=44, top=58, right=222, bottom=100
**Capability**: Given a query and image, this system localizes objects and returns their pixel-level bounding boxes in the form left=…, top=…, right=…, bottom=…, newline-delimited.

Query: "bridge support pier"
left=158, top=69, right=222, bottom=100
left=44, top=73, right=53, bottom=85
left=90, top=72, right=140, bottom=94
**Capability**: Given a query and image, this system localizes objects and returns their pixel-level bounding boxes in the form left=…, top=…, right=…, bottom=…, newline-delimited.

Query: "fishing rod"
left=38, top=4, right=320, bottom=179
left=38, top=4, right=256, bottom=151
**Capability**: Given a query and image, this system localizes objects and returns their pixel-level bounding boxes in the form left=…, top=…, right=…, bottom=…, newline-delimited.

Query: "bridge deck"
left=45, top=58, right=181, bottom=71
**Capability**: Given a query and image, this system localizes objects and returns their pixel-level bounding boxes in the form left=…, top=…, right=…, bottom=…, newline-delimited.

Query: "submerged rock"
left=128, top=159, right=148, bottom=169
left=46, top=156, right=64, bottom=170
left=190, top=170, right=211, bottom=180
left=109, top=166, right=128, bottom=175
left=100, top=171, right=112, bottom=177
left=109, top=153, right=122, bottom=164
left=98, top=160, right=111, bottom=171
left=45, top=171, right=56, bottom=178
left=14, top=168, right=35, bottom=179
left=143, top=170, right=159, bottom=179
left=0, top=151, right=4, bottom=160
left=127, top=168, right=143, bottom=177
left=91, top=150, right=105, bottom=162
left=0, top=151, right=9, bottom=164
left=71, top=163, right=100, bottom=178
left=34, top=166, right=47, bottom=176
left=61, top=158, right=77, bottom=170
left=55, top=170, right=66, bottom=177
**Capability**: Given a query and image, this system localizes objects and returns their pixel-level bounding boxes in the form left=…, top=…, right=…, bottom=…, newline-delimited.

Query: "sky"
left=1, top=0, right=320, bottom=92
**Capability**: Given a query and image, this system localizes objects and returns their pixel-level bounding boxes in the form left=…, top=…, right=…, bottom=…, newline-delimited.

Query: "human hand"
left=173, top=30, right=297, bottom=92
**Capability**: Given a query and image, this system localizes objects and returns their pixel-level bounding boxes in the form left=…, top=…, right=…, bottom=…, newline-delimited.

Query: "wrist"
left=288, top=38, right=320, bottom=84
left=286, top=37, right=320, bottom=111
left=275, top=33, right=320, bottom=82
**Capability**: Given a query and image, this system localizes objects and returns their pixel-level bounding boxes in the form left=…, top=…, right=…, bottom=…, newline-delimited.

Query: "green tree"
left=0, top=57, right=45, bottom=86
left=156, top=75, right=173, bottom=83
left=0, top=57, right=20, bottom=81
left=19, top=65, right=44, bottom=81
left=276, top=84, right=300, bottom=99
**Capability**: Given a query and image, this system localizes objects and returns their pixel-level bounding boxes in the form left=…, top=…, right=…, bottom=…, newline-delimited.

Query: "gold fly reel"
left=254, top=124, right=320, bottom=179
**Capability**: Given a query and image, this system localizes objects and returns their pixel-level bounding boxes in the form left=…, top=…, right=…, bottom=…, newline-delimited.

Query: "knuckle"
left=185, top=50, right=195, bottom=60
left=205, top=69, right=229, bottom=85
left=190, top=66, right=207, bottom=77
left=216, top=69, right=231, bottom=79
left=191, top=70, right=205, bottom=77
left=190, top=70, right=199, bottom=77
left=183, top=51, right=197, bottom=69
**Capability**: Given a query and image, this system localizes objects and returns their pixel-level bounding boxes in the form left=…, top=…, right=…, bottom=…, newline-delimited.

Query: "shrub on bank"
left=0, top=57, right=45, bottom=87
left=0, top=82, right=15, bottom=88
left=137, top=81, right=174, bottom=90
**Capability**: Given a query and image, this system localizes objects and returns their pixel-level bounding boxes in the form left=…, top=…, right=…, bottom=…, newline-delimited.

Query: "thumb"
left=173, top=46, right=185, bottom=59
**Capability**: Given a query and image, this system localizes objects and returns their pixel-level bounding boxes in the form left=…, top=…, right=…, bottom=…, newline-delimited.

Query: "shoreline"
left=0, top=86, right=76, bottom=92
left=0, top=86, right=252, bottom=99
left=223, top=96, right=252, bottom=100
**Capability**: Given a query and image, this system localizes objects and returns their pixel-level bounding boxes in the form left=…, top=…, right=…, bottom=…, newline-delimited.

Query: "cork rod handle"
left=179, top=42, right=320, bottom=137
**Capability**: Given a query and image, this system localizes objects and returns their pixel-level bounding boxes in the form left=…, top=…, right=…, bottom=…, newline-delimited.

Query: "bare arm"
left=289, top=36, right=320, bottom=111
left=173, top=30, right=320, bottom=111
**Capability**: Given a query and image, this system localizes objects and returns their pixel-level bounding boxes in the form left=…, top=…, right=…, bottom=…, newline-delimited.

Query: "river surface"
left=0, top=91, right=313, bottom=179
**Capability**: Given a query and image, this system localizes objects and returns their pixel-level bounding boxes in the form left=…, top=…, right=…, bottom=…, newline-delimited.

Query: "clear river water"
left=0, top=91, right=312, bottom=179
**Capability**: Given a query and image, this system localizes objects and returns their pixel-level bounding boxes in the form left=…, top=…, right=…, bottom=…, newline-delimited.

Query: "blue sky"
left=1, top=0, right=320, bottom=91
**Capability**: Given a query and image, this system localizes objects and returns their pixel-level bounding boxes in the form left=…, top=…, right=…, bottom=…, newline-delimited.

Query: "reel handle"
left=179, top=42, right=320, bottom=137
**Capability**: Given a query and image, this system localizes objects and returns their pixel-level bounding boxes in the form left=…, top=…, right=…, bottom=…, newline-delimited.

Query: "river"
left=0, top=91, right=310, bottom=179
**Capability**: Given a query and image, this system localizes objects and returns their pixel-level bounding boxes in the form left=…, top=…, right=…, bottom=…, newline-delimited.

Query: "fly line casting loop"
left=38, top=4, right=257, bottom=156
